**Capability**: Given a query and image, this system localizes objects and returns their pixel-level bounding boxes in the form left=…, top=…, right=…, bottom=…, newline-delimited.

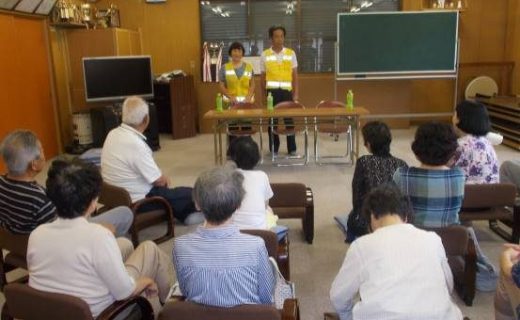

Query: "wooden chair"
left=0, top=227, right=29, bottom=291
left=159, top=299, right=300, bottom=320
left=425, top=225, right=477, bottom=306
left=98, top=182, right=175, bottom=246
left=458, top=183, right=519, bottom=243
left=313, top=100, right=353, bottom=165
left=2, top=283, right=154, bottom=320
left=241, top=229, right=290, bottom=280
left=270, top=183, right=314, bottom=244
left=270, top=101, right=309, bottom=166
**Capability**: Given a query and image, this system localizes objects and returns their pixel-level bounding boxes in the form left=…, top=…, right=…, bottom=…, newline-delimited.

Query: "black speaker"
left=144, top=103, right=160, bottom=151
left=90, top=103, right=160, bottom=151
left=90, top=106, right=120, bottom=148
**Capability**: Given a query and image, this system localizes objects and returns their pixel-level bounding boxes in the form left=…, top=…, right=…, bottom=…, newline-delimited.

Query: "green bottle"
left=216, top=93, right=223, bottom=112
left=267, top=92, right=274, bottom=112
left=346, top=90, right=354, bottom=110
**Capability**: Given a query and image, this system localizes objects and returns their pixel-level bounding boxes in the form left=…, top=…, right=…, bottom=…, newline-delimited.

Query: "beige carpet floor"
left=3, top=128, right=518, bottom=320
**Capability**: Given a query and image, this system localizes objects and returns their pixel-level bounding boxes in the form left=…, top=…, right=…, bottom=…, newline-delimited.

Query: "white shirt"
left=232, top=169, right=273, bottom=229
left=101, top=124, right=162, bottom=202
left=28, top=217, right=135, bottom=317
left=330, top=223, right=462, bottom=320
left=259, top=47, right=298, bottom=73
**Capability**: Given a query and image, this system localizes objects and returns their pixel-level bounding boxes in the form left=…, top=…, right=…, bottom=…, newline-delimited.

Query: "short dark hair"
left=269, top=25, right=286, bottom=38
left=228, top=42, right=245, bottom=56
left=455, top=100, right=490, bottom=136
left=46, top=159, right=102, bottom=219
left=362, top=183, right=412, bottom=222
left=411, top=122, right=458, bottom=166
left=193, top=166, right=245, bottom=224
left=227, top=137, right=260, bottom=170
left=362, top=121, right=392, bottom=157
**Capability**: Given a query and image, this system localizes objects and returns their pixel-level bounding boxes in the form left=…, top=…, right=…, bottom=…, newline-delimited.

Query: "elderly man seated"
left=101, top=96, right=203, bottom=225
left=28, top=159, right=174, bottom=318
left=0, top=130, right=132, bottom=237
left=173, top=166, right=275, bottom=307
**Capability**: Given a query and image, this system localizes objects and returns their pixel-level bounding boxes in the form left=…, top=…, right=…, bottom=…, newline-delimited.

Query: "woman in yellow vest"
left=219, top=42, right=255, bottom=105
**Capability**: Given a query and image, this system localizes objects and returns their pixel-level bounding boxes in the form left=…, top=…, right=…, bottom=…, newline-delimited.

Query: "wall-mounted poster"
left=14, top=0, right=42, bottom=13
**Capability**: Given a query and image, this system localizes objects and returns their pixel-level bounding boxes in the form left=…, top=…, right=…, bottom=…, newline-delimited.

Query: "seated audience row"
left=27, top=159, right=174, bottom=317
left=0, top=130, right=132, bottom=237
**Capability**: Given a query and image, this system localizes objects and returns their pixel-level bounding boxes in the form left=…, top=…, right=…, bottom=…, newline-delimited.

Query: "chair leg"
left=0, top=253, right=7, bottom=292
left=304, top=188, right=315, bottom=244
left=512, top=204, right=520, bottom=243
left=463, top=237, right=477, bottom=306
left=1, top=303, right=13, bottom=320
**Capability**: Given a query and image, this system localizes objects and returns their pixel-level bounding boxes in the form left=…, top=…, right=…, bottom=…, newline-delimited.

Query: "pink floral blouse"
left=453, top=135, right=499, bottom=184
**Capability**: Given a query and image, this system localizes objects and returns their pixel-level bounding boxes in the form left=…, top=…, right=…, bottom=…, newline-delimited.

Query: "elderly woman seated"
left=172, top=166, right=275, bottom=307
left=27, top=159, right=174, bottom=318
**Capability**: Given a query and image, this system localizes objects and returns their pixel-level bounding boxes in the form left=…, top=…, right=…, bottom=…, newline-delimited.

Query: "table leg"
left=354, top=116, right=360, bottom=164
left=217, top=120, right=223, bottom=165
left=213, top=122, right=219, bottom=165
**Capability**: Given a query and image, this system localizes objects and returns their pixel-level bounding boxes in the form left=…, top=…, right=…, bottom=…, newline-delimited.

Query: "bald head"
left=122, top=96, right=149, bottom=128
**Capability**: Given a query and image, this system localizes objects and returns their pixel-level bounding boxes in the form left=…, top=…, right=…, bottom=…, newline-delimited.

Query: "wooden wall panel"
left=91, top=0, right=519, bottom=134
left=0, top=13, right=59, bottom=172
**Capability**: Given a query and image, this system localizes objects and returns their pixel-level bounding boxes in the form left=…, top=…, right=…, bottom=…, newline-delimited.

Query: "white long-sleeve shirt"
left=330, top=223, right=462, bottom=320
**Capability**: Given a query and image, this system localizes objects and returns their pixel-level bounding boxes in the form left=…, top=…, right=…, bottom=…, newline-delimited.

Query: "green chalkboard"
left=337, top=11, right=458, bottom=76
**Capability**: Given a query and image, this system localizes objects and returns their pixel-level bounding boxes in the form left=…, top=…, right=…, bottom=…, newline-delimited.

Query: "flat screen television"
left=82, top=55, right=154, bottom=102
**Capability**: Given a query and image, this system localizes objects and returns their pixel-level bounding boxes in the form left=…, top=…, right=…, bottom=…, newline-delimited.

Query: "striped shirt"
left=0, top=176, right=56, bottom=234
left=173, top=224, right=275, bottom=307
left=393, top=167, right=465, bottom=228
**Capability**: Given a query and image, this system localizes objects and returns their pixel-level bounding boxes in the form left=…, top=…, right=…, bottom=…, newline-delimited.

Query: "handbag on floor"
left=269, top=257, right=295, bottom=309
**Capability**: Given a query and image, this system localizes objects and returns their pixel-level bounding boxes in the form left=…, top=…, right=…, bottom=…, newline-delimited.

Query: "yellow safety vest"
left=224, top=62, right=253, bottom=102
left=264, top=48, right=294, bottom=91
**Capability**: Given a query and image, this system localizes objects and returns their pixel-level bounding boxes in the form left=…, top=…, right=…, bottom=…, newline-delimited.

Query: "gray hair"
left=0, top=130, right=42, bottom=176
left=193, top=166, right=244, bottom=224
left=122, top=96, right=149, bottom=126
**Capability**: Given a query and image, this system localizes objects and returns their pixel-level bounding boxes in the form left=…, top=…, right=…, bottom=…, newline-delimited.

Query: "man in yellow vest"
left=260, top=25, right=299, bottom=156
left=219, top=42, right=255, bottom=104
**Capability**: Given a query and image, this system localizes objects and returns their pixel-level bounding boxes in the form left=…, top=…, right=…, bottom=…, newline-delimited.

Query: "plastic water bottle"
left=346, top=90, right=354, bottom=110
left=216, top=93, right=223, bottom=112
left=267, top=92, right=274, bottom=112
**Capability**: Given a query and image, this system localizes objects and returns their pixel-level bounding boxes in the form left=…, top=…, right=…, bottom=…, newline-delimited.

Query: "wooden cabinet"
left=154, top=76, right=197, bottom=140
left=478, top=96, right=520, bottom=150
left=66, top=28, right=142, bottom=111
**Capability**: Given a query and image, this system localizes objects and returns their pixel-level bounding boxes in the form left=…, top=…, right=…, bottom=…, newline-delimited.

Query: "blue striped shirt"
left=172, top=224, right=275, bottom=307
left=393, top=167, right=465, bottom=228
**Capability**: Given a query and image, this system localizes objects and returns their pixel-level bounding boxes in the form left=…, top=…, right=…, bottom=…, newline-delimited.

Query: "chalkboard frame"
left=336, top=11, right=459, bottom=78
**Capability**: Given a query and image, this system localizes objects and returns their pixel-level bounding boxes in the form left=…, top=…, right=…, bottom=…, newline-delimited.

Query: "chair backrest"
left=240, top=229, right=278, bottom=258
left=315, top=100, right=349, bottom=133
left=274, top=101, right=304, bottom=110
left=230, top=102, right=258, bottom=110
left=4, top=283, right=93, bottom=320
left=98, top=181, right=133, bottom=208
left=0, top=227, right=29, bottom=258
left=423, top=225, right=469, bottom=256
left=270, top=183, right=307, bottom=208
left=315, top=100, right=345, bottom=109
left=461, top=183, right=516, bottom=209
left=464, top=76, right=498, bottom=99
left=159, top=300, right=281, bottom=320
